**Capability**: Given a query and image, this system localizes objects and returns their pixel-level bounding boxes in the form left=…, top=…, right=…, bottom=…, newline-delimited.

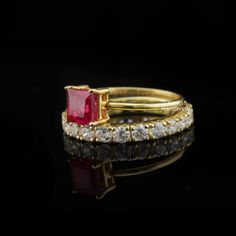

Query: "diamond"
left=97, top=144, right=113, bottom=159
left=181, top=113, right=193, bottom=129
left=150, top=122, right=165, bottom=139
left=178, top=118, right=186, bottom=131
left=79, top=126, right=94, bottom=142
left=95, top=127, right=112, bottom=143
left=69, top=143, right=79, bottom=155
left=187, top=112, right=194, bottom=126
left=62, top=113, right=67, bottom=123
left=156, top=144, right=168, bottom=157
left=63, top=122, right=71, bottom=134
left=113, top=127, right=130, bottom=143
left=81, top=143, right=95, bottom=158
left=113, top=144, right=131, bottom=160
left=170, top=136, right=180, bottom=152
left=70, top=123, right=79, bottom=138
left=167, top=119, right=178, bottom=135
left=131, top=124, right=149, bottom=141
left=66, top=88, right=99, bottom=125
left=133, top=142, right=149, bottom=159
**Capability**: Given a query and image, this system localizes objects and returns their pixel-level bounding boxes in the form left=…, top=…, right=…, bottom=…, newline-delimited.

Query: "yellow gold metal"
left=107, top=87, right=184, bottom=115
left=65, top=85, right=185, bottom=121
left=64, top=85, right=89, bottom=90
left=89, top=118, right=109, bottom=126
left=99, top=94, right=103, bottom=120
left=89, top=88, right=110, bottom=95
left=96, top=185, right=116, bottom=200
left=92, top=160, right=111, bottom=169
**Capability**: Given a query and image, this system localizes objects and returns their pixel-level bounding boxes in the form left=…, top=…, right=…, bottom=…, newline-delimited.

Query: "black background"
left=0, top=1, right=235, bottom=224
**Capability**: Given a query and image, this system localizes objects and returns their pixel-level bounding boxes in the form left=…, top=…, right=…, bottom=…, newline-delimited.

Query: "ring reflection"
left=63, top=126, right=194, bottom=199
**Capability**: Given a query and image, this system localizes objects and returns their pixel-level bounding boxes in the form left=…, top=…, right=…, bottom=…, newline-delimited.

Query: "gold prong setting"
left=62, top=103, right=194, bottom=143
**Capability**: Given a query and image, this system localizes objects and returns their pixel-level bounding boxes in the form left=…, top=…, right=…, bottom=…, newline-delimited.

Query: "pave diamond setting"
left=113, top=127, right=130, bottom=143
left=150, top=122, right=165, bottom=139
left=62, top=103, right=194, bottom=143
left=95, top=127, right=113, bottom=143
left=131, top=124, right=149, bottom=141
left=166, top=119, right=178, bottom=135
left=79, top=126, right=94, bottom=142
left=68, top=123, right=79, bottom=138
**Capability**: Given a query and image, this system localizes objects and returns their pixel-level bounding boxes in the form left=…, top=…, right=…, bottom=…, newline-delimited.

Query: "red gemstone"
left=69, top=159, right=113, bottom=197
left=66, top=88, right=99, bottom=125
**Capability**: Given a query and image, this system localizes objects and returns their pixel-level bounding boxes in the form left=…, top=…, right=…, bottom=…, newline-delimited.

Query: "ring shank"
left=107, top=87, right=184, bottom=115
left=109, top=87, right=182, bottom=100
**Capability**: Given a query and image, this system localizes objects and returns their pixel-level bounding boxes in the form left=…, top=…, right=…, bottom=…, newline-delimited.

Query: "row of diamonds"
left=62, top=104, right=194, bottom=143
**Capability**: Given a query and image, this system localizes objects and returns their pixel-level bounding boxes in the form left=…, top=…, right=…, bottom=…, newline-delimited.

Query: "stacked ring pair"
left=62, top=85, right=194, bottom=143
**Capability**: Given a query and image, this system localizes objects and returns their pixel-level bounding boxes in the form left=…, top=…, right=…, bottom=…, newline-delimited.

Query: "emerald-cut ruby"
left=66, top=88, right=99, bottom=125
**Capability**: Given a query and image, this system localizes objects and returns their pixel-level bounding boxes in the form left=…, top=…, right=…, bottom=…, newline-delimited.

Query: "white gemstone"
left=69, top=123, right=79, bottom=138
left=113, top=127, right=130, bottom=143
left=63, top=122, right=71, bottom=134
left=79, top=126, right=94, bottom=142
left=150, top=122, right=165, bottom=139
left=95, top=127, right=112, bottom=143
left=183, top=113, right=193, bottom=128
left=62, top=116, right=66, bottom=124
left=167, top=119, right=178, bottom=135
left=188, top=112, right=194, bottom=126
left=127, top=119, right=133, bottom=124
left=178, top=118, right=186, bottom=131
left=131, top=124, right=149, bottom=141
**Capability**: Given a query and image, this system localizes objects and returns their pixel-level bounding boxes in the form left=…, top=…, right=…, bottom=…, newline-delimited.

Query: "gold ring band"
left=108, top=87, right=184, bottom=112
left=65, top=85, right=186, bottom=126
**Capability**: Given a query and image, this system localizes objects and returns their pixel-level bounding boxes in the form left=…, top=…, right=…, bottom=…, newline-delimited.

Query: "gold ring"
left=63, top=85, right=194, bottom=143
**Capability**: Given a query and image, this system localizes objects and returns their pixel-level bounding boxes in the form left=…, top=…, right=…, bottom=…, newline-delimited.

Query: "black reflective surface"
left=1, top=65, right=234, bottom=214
left=64, top=127, right=194, bottom=199
left=1, top=3, right=234, bottom=224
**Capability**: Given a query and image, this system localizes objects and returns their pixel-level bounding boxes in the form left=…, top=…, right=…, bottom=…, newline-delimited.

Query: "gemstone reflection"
left=63, top=126, right=194, bottom=199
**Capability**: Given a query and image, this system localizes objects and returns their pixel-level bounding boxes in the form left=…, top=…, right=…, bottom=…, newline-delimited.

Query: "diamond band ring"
left=62, top=85, right=194, bottom=143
